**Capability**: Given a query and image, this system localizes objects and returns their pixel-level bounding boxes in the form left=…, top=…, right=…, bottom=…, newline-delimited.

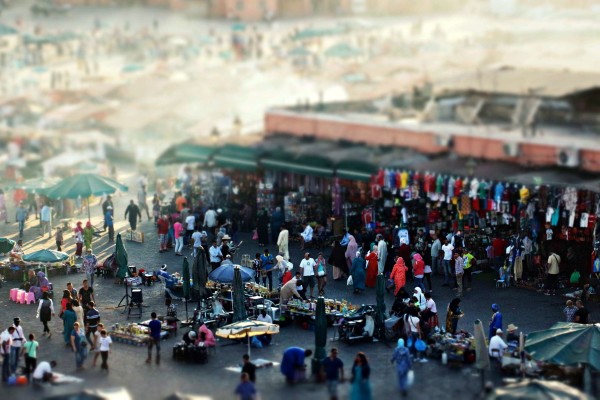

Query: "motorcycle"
left=338, top=305, right=376, bottom=344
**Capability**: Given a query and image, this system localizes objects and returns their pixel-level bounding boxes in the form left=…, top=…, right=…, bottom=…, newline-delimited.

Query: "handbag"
left=415, top=338, right=427, bottom=352
left=407, top=370, right=415, bottom=388
left=346, top=275, right=353, bottom=286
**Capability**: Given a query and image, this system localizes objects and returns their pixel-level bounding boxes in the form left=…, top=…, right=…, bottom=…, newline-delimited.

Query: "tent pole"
left=87, top=197, right=91, bottom=223
left=247, top=333, right=251, bottom=358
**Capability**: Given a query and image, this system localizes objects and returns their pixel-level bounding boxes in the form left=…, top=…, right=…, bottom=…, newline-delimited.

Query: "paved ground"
left=1, top=168, right=597, bottom=399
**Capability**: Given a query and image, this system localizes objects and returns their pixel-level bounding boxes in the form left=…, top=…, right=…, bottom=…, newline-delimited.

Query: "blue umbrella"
left=208, top=264, right=254, bottom=284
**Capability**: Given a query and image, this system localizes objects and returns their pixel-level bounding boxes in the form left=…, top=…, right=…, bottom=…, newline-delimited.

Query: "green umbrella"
left=375, top=274, right=386, bottom=341
left=312, top=296, right=327, bottom=378
left=182, top=257, right=191, bottom=320
left=525, top=322, right=600, bottom=394
left=23, top=249, right=69, bottom=263
left=6, top=177, right=60, bottom=194
left=486, top=379, right=593, bottom=400
left=22, top=248, right=69, bottom=277
left=45, top=173, right=128, bottom=221
left=0, top=238, right=15, bottom=254
left=524, top=322, right=600, bottom=370
left=115, top=233, right=128, bottom=280
left=232, top=266, right=247, bottom=322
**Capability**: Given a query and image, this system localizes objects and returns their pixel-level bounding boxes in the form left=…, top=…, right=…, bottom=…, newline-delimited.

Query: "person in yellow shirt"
left=462, top=249, right=476, bottom=291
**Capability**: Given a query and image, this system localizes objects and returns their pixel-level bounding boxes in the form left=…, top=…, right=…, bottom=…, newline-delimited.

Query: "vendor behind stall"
left=280, top=279, right=304, bottom=304
left=10, top=239, right=24, bottom=260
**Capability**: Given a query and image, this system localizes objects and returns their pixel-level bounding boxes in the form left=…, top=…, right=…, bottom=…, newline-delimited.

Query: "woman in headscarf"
left=315, top=252, right=328, bottom=296
left=365, top=243, right=379, bottom=288
left=83, top=221, right=94, bottom=251
left=413, top=287, right=426, bottom=311
left=390, top=257, right=408, bottom=296
left=345, top=235, right=358, bottom=272
left=390, top=338, right=413, bottom=397
left=445, top=298, right=463, bottom=335
left=328, top=241, right=348, bottom=280
left=256, top=208, right=269, bottom=247
left=350, top=250, right=366, bottom=294
left=73, top=221, right=84, bottom=257
left=62, top=302, right=77, bottom=345
left=489, top=304, right=503, bottom=340
left=275, top=255, right=287, bottom=289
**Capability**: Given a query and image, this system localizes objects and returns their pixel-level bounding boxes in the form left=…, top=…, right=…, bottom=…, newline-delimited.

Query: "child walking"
left=98, top=329, right=112, bottom=372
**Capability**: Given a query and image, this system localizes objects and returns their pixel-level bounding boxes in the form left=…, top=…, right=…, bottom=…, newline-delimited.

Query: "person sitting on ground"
left=182, top=330, right=196, bottom=346
left=32, top=360, right=57, bottom=386
left=506, top=324, right=519, bottom=343
left=488, top=329, right=508, bottom=360
left=256, top=309, right=273, bottom=346
left=196, top=323, right=216, bottom=347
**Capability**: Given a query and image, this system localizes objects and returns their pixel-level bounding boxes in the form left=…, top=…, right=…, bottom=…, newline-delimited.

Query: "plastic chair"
left=17, top=290, right=26, bottom=304
left=24, top=292, right=36, bottom=305
left=10, top=288, right=18, bottom=302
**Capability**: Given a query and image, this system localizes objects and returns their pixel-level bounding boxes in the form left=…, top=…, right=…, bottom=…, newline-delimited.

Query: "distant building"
left=264, top=67, right=600, bottom=173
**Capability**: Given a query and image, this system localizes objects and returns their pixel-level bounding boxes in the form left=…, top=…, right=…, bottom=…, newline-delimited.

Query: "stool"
left=10, top=288, right=19, bottom=302
left=496, top=279, right=506, bottom=288
left=17, top=290, right=26, bottom=304
left=24, top=292, right=36, bottom=305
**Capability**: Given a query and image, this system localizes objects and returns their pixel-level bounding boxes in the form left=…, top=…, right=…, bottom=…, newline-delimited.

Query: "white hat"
left=496, top=329, right=503, bottom=334
left=189, top=331, right=196, bottom=338
left=222, top=234, right=231, bottom=240
left=160, top=264, right=167, bottom=271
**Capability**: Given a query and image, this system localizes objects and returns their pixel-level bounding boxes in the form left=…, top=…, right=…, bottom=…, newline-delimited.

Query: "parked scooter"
left=338, top=305, right=376, bottom=344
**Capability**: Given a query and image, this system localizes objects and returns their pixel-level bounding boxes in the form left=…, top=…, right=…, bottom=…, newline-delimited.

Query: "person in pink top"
left=173, top=218, right=184, bottom=256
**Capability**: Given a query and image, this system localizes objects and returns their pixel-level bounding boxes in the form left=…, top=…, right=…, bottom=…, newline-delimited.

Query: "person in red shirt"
left=492, top=237, right=507, bottom=268
left=156, top=215, right=170, bottom=253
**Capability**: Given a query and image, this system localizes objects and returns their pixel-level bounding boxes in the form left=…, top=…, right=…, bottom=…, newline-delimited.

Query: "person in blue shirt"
left=104, top=206, right=114, bottom=243
left=147, top=312, right=162, bottom=365
left=280, top=347, right=312, bottom=384
left=489, top=304, right=503, bottom=340
left=260, top=249, right=274, bottom=291
left=234, top=372, right=257, bottom=400
left=322, top=348, right=344, bottom=400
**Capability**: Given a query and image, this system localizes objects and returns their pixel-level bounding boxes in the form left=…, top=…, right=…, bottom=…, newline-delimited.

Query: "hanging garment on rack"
left=454, top=177, right=463, bottom=197
left=447, top=176, right=456, bottom=199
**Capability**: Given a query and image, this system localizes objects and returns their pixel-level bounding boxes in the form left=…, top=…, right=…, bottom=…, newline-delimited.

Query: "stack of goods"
left=110, top=323, right=167, bottom=346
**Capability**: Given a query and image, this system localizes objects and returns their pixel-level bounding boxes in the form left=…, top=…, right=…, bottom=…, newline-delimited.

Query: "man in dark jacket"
left=124, top=200, right=142, bottom=231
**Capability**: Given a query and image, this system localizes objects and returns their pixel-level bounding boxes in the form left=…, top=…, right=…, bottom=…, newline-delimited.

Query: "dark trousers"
left=42, top=320, right=50, bottom=333
left=2, top=354, right=9, bottom=382
left=262, top=271, right=273, bottom=291
left=129, top=219, right=137, bottom=231
left=463, top=268, right=472, bottom=289
left=56, top=241, right=62, bottom=251
left=86, top=326, right=97, bottom=347
left=424, top=272, right=432, bottom=292
left=100, top=351, right=109, bottom=370
left=25, top=355, right=37, bottom=380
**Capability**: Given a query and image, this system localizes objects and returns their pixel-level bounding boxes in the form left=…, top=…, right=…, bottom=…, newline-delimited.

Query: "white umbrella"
left=216, top=320, right=280, bottom=357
